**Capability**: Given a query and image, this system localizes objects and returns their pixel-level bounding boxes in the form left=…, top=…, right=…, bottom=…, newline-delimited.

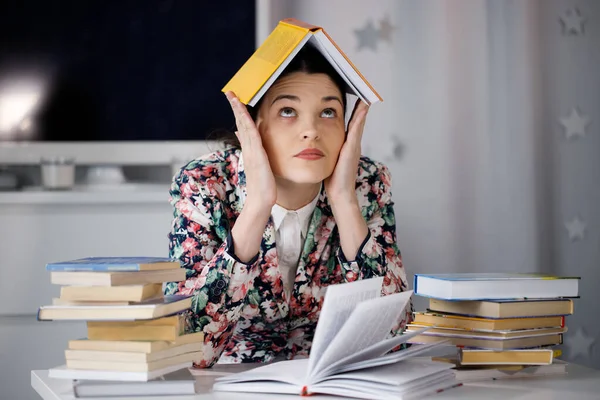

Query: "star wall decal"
left=565, top=216, right=586, bottom=242
left=566, top=327, right=596, bottom=360
left=355, top=19, right=379, bottom=51
left=378, top=16, right=396, bottom=43
left=559, top=8, right=586, bottom=35
left=559, top=108, right=591, bottom=140
left=384, top=135, right=405, bottom=163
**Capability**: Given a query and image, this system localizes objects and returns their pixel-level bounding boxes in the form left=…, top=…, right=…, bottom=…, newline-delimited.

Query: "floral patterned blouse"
left=164, top=147, right=412, bottom=367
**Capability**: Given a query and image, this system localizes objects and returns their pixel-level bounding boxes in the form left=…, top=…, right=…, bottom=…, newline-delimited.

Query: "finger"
left=225, top=92, right=258, bottom=138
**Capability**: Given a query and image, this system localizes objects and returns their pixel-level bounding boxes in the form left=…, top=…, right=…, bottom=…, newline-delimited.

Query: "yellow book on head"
left=222, top=18, right=382, bottom=106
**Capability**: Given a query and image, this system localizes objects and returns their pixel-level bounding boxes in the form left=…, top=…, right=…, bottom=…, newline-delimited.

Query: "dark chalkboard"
left=0, top=0, right=255, bottom=141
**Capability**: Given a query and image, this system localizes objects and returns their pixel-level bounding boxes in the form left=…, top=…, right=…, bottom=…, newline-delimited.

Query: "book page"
left=213, top=358, right=307, bottom=388
left=307, top=277, right=383, bottom=378
left=310, top=290, right=412, bottom=379
left=312, top=31, right=378, bottom=104
left=308, top=34, right=364, bottom=102
left=332, top=340, right=449, bottom=375
left=310, top=359, right=454, bottom=399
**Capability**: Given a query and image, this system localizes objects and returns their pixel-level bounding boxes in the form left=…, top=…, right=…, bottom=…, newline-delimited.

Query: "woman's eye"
left=279, top=107, right=297, bottom=118
left=321, top=108, right=337, bottom=118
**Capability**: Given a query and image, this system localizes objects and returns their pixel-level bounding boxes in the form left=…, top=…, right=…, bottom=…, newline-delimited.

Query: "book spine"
left=280, top=19, right=314, bottom=32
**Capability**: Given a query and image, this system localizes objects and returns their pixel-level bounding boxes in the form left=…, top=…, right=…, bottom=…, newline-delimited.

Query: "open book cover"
left=212, top=277, right=459, bottom=399
left=222, top=18, right=382, bottom=106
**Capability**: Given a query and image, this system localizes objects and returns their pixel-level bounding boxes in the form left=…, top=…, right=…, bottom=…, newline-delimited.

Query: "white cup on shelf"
left=85, top=165, right=126, bottom=186
left=40, top=157, right=76, bottom=190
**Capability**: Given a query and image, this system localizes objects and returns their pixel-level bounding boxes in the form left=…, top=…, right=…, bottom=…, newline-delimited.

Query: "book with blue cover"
left=414, top=273, right=580, bottom=300
left=46, top=257, right=180, bottom=272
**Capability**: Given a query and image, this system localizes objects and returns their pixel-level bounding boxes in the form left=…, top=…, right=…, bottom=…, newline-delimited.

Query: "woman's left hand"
left=324, top=99, right=370, bottom=206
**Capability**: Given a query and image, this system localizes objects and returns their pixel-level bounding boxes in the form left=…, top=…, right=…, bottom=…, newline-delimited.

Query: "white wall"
left=287, top=1, right=458, bottom=311
left=280, top=0, right=600, bottom=368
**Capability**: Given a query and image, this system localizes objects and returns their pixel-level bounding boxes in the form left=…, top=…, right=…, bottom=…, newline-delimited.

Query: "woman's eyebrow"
left=271, top=94, right=300, bottom=105
left=322, top=96, right=343, bottom=106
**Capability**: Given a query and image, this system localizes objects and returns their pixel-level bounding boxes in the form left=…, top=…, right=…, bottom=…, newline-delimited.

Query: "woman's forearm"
left=230, top=198, right=272, bottom=263
left=330, top=200, right=369, bottom=261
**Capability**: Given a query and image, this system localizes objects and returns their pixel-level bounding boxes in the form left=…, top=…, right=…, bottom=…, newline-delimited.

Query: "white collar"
left=271, top=188, right=321, bottom=238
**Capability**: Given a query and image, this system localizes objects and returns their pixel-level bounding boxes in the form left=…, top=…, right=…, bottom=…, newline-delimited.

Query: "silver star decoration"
left=385, top=135, right=405, bottom=162
left=565, top=216, right=586, bottom=241
left=378, top=16, right=396, bottom=43
left=566, top=327, right=595, bottom=360
left=559, top=108, right=591, bottom=140
left=355, top=19, right=379, bottom=51
left=559, top=8, right=586, bottom=35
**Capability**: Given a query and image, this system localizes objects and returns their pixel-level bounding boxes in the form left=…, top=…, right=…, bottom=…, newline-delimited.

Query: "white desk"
left=32, top=364, right=600, bottom=400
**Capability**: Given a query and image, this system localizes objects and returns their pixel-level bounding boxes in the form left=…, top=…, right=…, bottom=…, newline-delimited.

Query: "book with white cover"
left=413, top=273, right=579, bottom=300
left=73, top=368, right=199, bottom=398
left=452, top=360, right=568, bottom=383
left=48, top=362, right=192, bottom=382
left=213, top=277, right=458, bottom=399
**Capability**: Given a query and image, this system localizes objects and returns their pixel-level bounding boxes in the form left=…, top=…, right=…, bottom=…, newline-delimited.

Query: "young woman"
left=165, top=46, right=411, bottom=367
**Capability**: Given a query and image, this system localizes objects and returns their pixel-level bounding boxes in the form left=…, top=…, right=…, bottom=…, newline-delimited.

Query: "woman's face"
left=255, top=72, right=346, bottom=185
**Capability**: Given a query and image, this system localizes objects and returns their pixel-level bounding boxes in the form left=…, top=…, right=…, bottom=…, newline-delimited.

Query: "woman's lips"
left=294, top=148, right=325, bottom=160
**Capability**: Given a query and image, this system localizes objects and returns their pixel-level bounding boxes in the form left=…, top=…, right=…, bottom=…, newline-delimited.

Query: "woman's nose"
left=300, top=118, right=319, bottom=140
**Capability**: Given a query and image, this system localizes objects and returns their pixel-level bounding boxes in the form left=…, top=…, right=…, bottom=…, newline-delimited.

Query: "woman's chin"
left=278, top=171, right=330, bottom=185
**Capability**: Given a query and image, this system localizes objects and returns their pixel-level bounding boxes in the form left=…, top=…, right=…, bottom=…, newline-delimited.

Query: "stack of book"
left=409, top=273, right=579, bottom=382
left=37, top=257, right=203, bottom=384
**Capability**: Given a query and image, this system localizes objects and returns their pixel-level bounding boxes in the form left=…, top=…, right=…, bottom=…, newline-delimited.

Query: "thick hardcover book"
left=46, top=257, right=180, bottom=272
left=37, top=295, right=192, bottom=321
left=414, top=273, right=579, bottom=300
left=427, top=298, right=574, bottom=319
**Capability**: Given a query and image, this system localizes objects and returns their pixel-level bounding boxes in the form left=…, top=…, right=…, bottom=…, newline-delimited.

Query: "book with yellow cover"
left=37, top=295, right=191, bottom=321
left=60, top=283, right=164, bottom=302
left=65, top=342, right=203, bottom=364
left=427, top=298, right=573, bottom=319
left=86, top=314, right=187, bottom=341
left=407, top=332, right=563, bottom=350
left=50, top=268, right=185, bottom=286
left=412, top=311, right=564, bottom=331
left=406, top=324, right=567, bottom=340
left=458, top=348, right=562, bottom=365
left=222, top=18, right=382, bottom=106
left=68, top=332, right=204, bottom=354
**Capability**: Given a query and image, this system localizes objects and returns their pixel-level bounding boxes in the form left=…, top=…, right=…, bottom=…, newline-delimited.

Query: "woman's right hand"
left=225, top=91, right=276, bottom=263
left=225, top=91, right=277, bottom=211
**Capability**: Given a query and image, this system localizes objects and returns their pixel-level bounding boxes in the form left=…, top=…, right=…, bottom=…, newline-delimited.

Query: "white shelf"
left=0, top=183, right=171, bottom=204
left=0, top=140, right=223, bottom=165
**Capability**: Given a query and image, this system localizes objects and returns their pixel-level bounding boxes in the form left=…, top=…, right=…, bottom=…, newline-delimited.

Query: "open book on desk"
left=213, top=277, right=458, bottom=399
